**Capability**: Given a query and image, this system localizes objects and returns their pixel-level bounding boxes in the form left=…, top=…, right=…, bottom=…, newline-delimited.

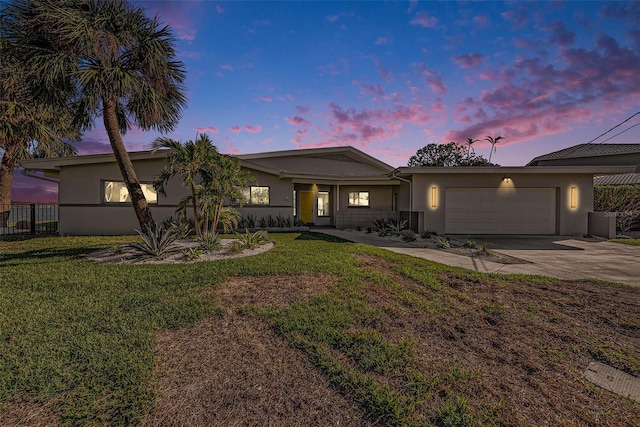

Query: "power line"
left=586, top=111, right=640, bottom=144
left=597, top=122, right=640, bottom=144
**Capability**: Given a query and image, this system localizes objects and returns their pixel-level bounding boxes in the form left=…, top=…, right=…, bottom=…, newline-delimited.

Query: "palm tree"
left=152, top=135, right=218, bottom=237
left=0, top=44, right=79, bottom=226
left=2, top=0, right=187, bottom=231
left=485, top=136, right=504, bottom=163
left=198, top=153, right=254, bottom=234
left=464, top=138, right=479, bottom=157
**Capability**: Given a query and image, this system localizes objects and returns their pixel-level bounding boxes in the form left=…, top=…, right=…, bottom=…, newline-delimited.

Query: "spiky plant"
left=198, top=231, right=221, bottom=252
left=132, top=225, right=179, bottom=258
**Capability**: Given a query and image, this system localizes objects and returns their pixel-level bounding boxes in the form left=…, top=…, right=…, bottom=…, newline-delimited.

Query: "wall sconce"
left=502, top=176, right=511, bottom=183
left=431, top=186, right=437, bottom=208
left=570, top=186, right=577, bottom=209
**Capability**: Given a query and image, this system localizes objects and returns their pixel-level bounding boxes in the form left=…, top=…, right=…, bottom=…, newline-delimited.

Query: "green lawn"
left=0, top=233, right=638, bottom=426
left=612, top=238, right=640, bottom=246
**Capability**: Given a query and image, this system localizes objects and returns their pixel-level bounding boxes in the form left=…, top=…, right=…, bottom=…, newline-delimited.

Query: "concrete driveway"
left=315, top=230, right=639, bottom=287
left=453, top=235, right=639, bottom=286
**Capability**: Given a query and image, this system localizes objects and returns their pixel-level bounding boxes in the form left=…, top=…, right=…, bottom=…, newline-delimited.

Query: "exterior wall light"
left=503, top=176, right=511, bottom=183
left=431, top=186, right=437, bottom=208
left=570, top=186, right=577, bottom=209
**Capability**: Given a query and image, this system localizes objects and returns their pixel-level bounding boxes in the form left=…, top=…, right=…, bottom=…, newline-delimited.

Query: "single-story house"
left=20, top=146, right=634, bottom=236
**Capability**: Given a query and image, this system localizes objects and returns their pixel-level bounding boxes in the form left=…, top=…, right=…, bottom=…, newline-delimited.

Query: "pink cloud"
left=260, top=96, right=272, bottom=102
left=444, top=32, right=640, bottom=149
left=473, top=15, right=490, bottom=26
left=215, top=4, right=224, bottom=14
left=245, top=125, right=262, bottom=133
left=411, top=62, right=447, bottom=95
left=286, top=116, right=310, bottom=126
left=12, top=180, right=58, bottom=203
left=501, top=6, right=530, bottom=29
left=452, top=53, right=485, bottom=69
left=295, top=105, right=310, bottom=115
left=353, top=80, right=385, bottom=96
left=542, top=21, right=575, bottom=47
left=410, top=12, right=438, bottom=28
left=220, top=64, right=234, bottom=71
left=221, top=142, right=240, bottom=155
left=143, top=2, right=200, bottom=41
left=326, top=15, right=339, bottom=23
left=195, top=126, right=219, bottom=134
left=229, top=126, right=242, bottom=134
left=375, top=36, right=392, bottom=46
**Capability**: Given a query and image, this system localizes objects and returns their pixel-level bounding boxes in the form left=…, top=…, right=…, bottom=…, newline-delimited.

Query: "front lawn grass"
left=0, top=233, right=638, bottom=426
left=612, top=238, right=640, bottom=246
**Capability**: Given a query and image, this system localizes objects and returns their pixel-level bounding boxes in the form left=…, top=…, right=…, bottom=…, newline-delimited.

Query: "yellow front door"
left=300, top=191, right=314, bottom=223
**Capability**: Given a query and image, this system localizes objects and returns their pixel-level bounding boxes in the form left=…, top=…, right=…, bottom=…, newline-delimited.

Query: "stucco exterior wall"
left=410, top=172, right=594, bottom=235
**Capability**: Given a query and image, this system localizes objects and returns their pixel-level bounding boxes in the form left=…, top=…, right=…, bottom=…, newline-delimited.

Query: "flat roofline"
left=393, top=165, right=637, bottom=176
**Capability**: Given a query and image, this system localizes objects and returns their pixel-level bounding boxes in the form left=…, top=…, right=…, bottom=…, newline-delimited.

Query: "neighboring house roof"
left=527, top=143, right=640, bottom=166
left=594, top=172, right=640, bottom=186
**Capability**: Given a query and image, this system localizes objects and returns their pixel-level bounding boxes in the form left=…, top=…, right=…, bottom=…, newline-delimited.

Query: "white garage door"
left=445, top=188, right=556, bottom=234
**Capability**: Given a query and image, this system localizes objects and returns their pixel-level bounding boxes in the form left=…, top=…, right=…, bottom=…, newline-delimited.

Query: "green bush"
left=198, top=232, right=221, bottom=252
left=594, top=185, right=640, bottom=232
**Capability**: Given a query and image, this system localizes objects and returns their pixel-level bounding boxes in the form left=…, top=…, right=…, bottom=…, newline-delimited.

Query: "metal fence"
left=0, top=203, right=59, bottom=236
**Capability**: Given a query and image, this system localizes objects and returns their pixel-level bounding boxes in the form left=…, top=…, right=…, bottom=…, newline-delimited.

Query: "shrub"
left=372, top=218, right=388, bottom=230
left=132, top=225, right=179, bottom=257
left=236, top=229, right=269, bottom=250
left=112, top=244, right=124, bottom=255
left=438, top=239, right=450, bottom=249
left=464, top=240, right=476, bottom=248
left=183, top=247, right=203, bottom=261
left=387, top=219, right=408, bottom=235
left=400, top=229, right=417, bottom=242
left=378, top=227, right=390, bottom=237
left=594, top=185, right=640, bottom=232
left=421, top=230, right=433, bottom=239
left=198, top=232, right=221, bottom=252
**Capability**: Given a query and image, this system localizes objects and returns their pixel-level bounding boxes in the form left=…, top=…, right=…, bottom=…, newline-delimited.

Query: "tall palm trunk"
left=102, top=98, right=155, bottom=231
left=189, top=182, right=201, bottom=237
left=0, top=142, right=20, bottom=227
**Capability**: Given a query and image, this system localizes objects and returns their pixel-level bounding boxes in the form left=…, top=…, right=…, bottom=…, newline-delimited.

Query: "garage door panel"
left=445, top=188, right=556, bottom=234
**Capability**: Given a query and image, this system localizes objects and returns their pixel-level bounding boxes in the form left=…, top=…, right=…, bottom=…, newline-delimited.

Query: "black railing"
left=0, top=203, right=58, bottom=235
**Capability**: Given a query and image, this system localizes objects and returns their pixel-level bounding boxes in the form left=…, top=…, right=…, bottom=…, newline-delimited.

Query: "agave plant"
left=387, top=219, right=408, bottom=235
left=236, top=229, right=269, bottom=250
left=132, top=225, right=179, bottom=257
left=198, top=231, right=221, bottom=252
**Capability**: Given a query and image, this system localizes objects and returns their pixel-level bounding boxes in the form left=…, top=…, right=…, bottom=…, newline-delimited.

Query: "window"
left=317, top=192, right=329, bottom=216
left=348, top=191, right=369, bottom=207
left=104, top=181, right=157, bottom=204
left=243, top=186, right=270, bottom=205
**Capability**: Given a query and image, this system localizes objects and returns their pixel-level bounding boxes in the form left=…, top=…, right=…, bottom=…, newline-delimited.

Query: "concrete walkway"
left=314, top=229, right=640, bottom=287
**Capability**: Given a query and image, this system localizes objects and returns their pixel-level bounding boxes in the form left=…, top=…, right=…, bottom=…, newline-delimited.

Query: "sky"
left=11, top=0, right=640, bottom=202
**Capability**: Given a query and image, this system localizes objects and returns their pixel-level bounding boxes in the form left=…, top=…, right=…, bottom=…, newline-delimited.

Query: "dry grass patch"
left=353, top=254, right=640, bottom=426
left=142, top=274, right=371, bottom=426
left=0, top=400, right=59, bottom=427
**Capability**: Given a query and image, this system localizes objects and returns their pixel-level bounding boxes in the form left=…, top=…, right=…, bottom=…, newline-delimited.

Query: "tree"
left=485, top=136, right=504, bottom=163
left=198, top=152, right=254, bottom=234
left=0, top=41, right=79, bottom=226
left=152, top=135, right=217, bottom=237
left=2, top=0, right=187, bottom=231
left=464, top=137, right=479, bottom=156
left=408, top=142, right=495, bottom=167
left=153, top=135, right=254, bottom=235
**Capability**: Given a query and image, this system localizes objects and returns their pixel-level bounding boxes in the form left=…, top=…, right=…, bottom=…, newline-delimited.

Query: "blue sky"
left=12, top=0, right=640, bottom=202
